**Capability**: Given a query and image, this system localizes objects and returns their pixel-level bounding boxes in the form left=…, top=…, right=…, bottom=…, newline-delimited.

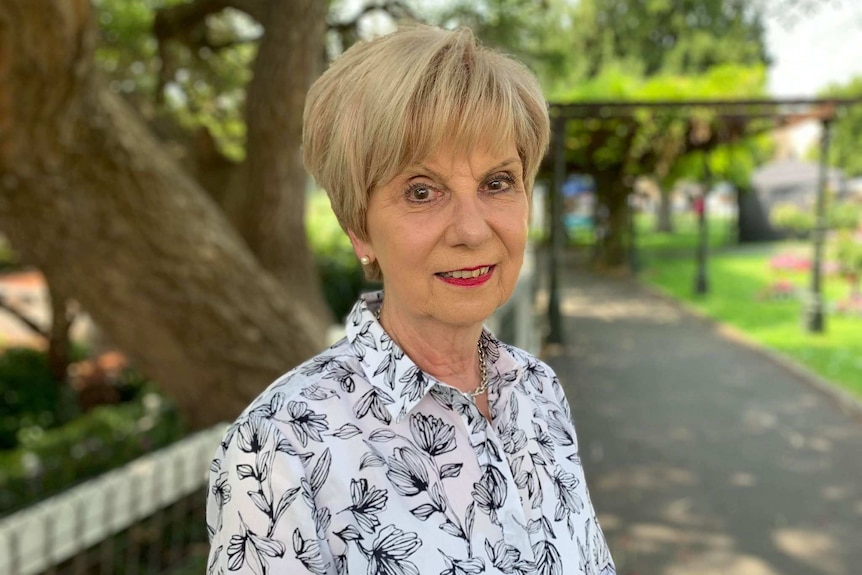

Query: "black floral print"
left=206, top=292, right=615, bottom=574
left=386, top=447, right=430, bottom=497
left=409, top=413, right=456, bottom=456
left=345, top=478, right=388, bottom=533
left=472, top=465, right=507, bottom=525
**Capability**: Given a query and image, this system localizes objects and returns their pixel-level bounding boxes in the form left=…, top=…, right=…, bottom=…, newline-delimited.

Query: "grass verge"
left=639, top=235, right=862, bottom=399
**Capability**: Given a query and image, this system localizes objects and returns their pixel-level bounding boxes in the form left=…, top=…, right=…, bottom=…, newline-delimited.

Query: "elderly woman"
left=206, top=25, right=616, bottom=575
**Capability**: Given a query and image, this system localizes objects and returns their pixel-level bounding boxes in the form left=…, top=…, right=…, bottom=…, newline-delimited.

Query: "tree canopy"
left=436, top=0, right=771, bottom=96
left=569, top=0, right=770, bottom=78
left=818, top=77, right=862, bottom=179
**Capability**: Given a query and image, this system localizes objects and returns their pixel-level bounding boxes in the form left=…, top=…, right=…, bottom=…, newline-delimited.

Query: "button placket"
left=482, top=422, right=532, bottom=547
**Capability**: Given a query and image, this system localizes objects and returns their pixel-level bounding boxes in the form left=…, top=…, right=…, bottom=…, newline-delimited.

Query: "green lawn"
left=637, top=219, right=862, bottom=399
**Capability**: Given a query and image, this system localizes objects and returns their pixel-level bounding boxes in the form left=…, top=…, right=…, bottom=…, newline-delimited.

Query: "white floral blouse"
left=206, top=292, right=616, bottom=575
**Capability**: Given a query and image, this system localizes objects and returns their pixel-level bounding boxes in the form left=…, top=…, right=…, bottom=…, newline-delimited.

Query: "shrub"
left=836, top=230, right=862, bottom=288
left=306, top=191, right=376, bottom=320
left=770, top=203, right=814, bottom=237
left=0, top=392, right=184, bottom=516
left=828, top=202, right=862, bottom=231
left=316, top=255, right=368, bottom=321
left=0, top=235, right=19, bottom=272
left=0, top=348, right=79, bottom=449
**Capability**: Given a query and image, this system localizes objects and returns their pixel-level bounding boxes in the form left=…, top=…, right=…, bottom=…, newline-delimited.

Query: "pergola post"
left=804, top=117, right=832, bottom=333
left=546, top=115, right=565, bottom=344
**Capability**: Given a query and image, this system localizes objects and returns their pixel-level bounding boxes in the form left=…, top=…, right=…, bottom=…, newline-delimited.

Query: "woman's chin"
left=434, top=290, right=511, bottom=327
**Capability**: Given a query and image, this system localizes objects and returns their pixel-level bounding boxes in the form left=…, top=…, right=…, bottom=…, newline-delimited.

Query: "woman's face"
left=350, top=139, right=528, bottom=330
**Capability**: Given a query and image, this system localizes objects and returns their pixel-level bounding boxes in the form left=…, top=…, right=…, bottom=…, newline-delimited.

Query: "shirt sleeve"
left=534, top=359, right=573, bottom=421
left=206, top=416, right=335, bottom=575
left=539, top=361, right=618, bottom=574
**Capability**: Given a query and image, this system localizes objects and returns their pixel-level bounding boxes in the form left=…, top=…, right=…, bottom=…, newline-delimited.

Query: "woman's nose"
left=445, top=191, right=492, bottom=248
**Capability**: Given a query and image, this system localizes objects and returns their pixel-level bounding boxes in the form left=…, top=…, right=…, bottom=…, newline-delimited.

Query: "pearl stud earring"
left=360, top=256, right=371, bottom=266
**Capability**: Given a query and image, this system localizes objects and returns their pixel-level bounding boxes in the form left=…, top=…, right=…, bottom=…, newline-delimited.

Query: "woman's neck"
left=378, top=304, right=484, bottom=395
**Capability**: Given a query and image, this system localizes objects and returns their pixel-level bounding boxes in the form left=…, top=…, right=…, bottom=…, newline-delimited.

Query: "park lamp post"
left=805, top=117, right=832, bottom=333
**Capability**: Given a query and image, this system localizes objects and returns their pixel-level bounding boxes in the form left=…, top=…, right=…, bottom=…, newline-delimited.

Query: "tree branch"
left=225, top=0, right=266, bottom=21
left=153, top=0, right=228, bottom=40
left=328, top=0, right=419, bottom=29
left=0, top=294, right=49, bottom=340
left=328, top=0, right=421, bottom=51
left=152, top=0, right=263, bottom=103
left=153, top=0, right=228, bottom=101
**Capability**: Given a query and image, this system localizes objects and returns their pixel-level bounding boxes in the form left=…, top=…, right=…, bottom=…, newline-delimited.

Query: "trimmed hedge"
left=0, top=347, right=80, bottom=449
left=0, top=394, right=184, bottom=516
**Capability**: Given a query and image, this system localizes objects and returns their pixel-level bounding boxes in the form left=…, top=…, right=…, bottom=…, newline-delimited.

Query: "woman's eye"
left=406, top=184, right=435, bottom=202
left=484, top=173, right=515, bottom=193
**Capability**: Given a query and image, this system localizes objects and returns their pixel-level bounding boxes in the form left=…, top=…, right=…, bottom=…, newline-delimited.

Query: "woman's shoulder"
left=488, top=334, right=557, bottom=377
left=490, top=336, right=570, bottom=413
left=211, top=338, right=366, bottom=465
left=230, top=337, right=361, bottom=425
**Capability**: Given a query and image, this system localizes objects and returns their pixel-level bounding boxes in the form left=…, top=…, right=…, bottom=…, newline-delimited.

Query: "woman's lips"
left=437, top=265, right=495, bottom=287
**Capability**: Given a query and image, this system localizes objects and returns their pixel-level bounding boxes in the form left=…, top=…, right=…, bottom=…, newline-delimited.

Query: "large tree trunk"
left=230, top=1, right=332, bottom=323
left=47, top=283, right=74, bottom=385
left=656, top=182, right=674, bottom=233
left=0, top=0, right=328, bottom=428
left=594, top=171, right=631, bottom=269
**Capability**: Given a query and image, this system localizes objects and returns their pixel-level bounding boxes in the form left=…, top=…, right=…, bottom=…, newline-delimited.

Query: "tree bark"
left=231, top=0, right=333, bottom=323
left=593, top=170, right=631, bottom=269
left=656, top=183, right=674, bottom=233
left=0, top=0, right=327, bottom=428
left=47, top=284, right=74, bottom=385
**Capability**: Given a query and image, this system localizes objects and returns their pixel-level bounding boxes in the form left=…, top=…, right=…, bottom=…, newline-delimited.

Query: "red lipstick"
left=437, top=265, right=495, bottom=287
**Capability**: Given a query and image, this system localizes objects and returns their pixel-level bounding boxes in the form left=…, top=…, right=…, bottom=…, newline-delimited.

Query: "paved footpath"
left=545, top=257, right=862, bottom=575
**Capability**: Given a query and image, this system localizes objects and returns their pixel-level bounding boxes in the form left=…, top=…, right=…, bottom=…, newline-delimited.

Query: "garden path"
left=547, top=251, right=862, bottom=575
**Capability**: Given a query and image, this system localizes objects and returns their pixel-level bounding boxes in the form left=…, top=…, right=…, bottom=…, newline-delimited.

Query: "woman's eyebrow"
left=410, top=157, right=522, bottom=181
left=482, top=158, right=522, bottom=178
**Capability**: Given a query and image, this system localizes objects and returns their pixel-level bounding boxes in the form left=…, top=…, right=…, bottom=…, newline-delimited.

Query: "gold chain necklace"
left=375, top=302, right=488, bottom=398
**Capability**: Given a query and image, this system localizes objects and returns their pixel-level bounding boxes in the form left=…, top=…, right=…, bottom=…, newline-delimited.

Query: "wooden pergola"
left=544, top=96, right=862, bottom=342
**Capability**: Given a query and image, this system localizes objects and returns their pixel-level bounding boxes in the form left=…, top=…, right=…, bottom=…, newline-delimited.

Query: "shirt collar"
left=344, top=292, right=523, bottom=424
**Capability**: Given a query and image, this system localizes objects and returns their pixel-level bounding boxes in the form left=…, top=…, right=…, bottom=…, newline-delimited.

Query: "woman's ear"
left=347, top=229, right=373, bottom=263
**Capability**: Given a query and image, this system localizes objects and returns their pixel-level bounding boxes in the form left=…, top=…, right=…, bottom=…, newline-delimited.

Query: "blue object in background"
left=563, top=174, right=594, bottom=198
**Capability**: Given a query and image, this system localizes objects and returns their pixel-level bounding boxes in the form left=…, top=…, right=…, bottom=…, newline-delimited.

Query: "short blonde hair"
left=302, top=25, right=549, bottom=279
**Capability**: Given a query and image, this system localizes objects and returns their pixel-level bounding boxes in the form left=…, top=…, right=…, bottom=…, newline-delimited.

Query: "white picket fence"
left=0, top=425, right=225, bottom=575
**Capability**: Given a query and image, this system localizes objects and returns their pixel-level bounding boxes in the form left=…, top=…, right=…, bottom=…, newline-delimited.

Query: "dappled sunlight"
left=559, top=289, right=685, bottom=323
left=605, top=514, right=787, bottom=575
left=597, top=489, right=858, bottom=575
left=773, top=528, right=845, bottom=575
left=666, top=425, right=697, bottom=444
left=596, top=464, right=697, bottom=492
left=741, top=408, right=779, bottom=433
left=820, top=485, right=854, bottom=502
left=660, top=496, right=719, bottom=529
left=664, top=551, right=782, bottom=575
left=729, top=471, right=758, bottom=487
